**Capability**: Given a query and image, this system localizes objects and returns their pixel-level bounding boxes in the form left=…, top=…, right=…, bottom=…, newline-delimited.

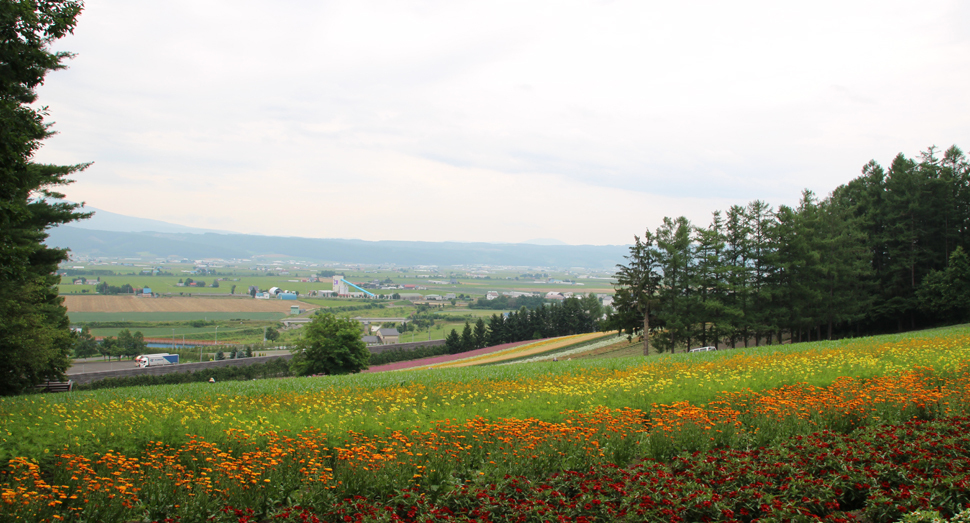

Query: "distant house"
left=444, top=293, right=456, bottom=300
left=486, top=291, right=499, bottom=301
left=398, top=293, right=423, bottom=302
left=378, top=328, right=400, bottom=345
left=545, top=292, right=565, bottom=301
left=425, top=294, right=442, bottom=301
left=363, top=335, right=381, bottom=346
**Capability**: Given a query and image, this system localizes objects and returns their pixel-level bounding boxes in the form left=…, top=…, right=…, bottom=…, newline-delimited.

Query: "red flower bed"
left=209, top=416, right=970, bottom=523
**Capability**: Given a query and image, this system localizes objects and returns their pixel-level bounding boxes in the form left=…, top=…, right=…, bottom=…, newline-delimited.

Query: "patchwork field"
left=66, top=311, right=286, bottom=322
left=62, top=295, right=317, bottom=313
left=3, top=326, right=970, bottom=522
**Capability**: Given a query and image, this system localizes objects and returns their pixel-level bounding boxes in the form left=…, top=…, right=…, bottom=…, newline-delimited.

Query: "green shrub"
left=75, top=358, right=293, bottom=391
left=369, top=344, right=449, bottom=366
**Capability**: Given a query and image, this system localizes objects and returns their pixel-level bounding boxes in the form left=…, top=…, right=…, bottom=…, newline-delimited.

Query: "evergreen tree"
left=918, top=246, right=970, bottom=323
left=655, top=216, right=695, bottom=352
left=530, top=305, right=551, bottom=339
left=515, top=306, right=533, bottom=340
left=579, top=293, right=603, bottom=333
left=445, top=328, right=462, bottom=354
left=746, top=200, right=778, bottom=345
left=487, top=314, right=506, bottom=346
left=460, top=321, right=474, bottom=352
left=694, top=212, right=739, bottom=348
left=815, top=195, right=873, bottom=339
left=723, top=205, right=753, bottom=347
left=607, top=231, right=663, bottom=355
left=473, top=318, right=488, bottom=349
left=0, top=0, right=89, bottom=394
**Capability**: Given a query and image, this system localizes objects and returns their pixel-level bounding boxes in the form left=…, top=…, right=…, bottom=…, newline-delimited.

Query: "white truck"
left=134, top=353, right=179, bottom=367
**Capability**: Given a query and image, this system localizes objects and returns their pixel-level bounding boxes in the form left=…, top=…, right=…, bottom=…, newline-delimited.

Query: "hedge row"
left=75, top=358, right=293, bottom=391
left=368, top=344, right=449, bottom=366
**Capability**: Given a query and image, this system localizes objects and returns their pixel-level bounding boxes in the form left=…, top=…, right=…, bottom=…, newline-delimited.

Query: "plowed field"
left=63, top=295, right=316, bottom=313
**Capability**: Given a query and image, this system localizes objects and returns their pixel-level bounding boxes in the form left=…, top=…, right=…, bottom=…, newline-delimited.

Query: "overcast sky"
left=36, top=0, right=970, bottom=245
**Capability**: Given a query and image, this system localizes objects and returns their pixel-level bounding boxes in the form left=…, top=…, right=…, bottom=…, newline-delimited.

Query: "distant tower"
left=333, top=275, right=349, bottom=296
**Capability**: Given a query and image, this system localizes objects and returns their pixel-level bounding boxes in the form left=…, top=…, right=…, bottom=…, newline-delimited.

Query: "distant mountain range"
left=47, top=208, right=628, bottom=269
left=66, top=205, right=237, bottom=235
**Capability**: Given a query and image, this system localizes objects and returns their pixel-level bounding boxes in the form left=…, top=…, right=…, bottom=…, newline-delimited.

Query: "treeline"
left=60, top=269, right=117, bottom=276
left=76, top=358, right=292, bottom=391
left=73, top=328, right=147, bottom=360
left=369, top=344, right=450, bottom=366
left=469, top=294, right=546, bottom=310
left=609, top=145, right=970, bottom=352
left=315, top=303, right=386, bottom=313
left=95, top=281, right=136, bottom=295
left=445, top=295, right=603, bottom=353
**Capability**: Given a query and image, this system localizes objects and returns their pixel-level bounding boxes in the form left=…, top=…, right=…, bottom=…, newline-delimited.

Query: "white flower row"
left=501, top=334, right=626, bottom=365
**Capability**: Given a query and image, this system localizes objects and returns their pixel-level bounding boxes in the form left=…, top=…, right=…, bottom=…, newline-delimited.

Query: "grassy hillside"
left=4, top=326, right=970, bottom=522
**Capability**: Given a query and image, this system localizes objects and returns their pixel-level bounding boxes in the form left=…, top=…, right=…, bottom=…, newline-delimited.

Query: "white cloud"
left=37, top=0, right=970, bottom=245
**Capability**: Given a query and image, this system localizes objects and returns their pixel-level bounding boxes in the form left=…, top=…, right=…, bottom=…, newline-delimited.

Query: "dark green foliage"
left=75, top=358, right=293, bottom=391
left=445, top=329, right=462, bottom=354
left=115, top=329, right=146, bottom=359
left=473, top=318, right=488, bottom=349
left=264, top=327, right=280, bottom=341
left=94, top=281, right=134, bottom=295
left=460, top=322, right=474, bottom=352
left=469, top=294, right=547, bottom=310
left=0, top=0, right=88, bottom=395
left=609, top=144, right=970, bottom=349
left=97, top=337, right=118, bottom=360
left=918, top=246, right=970, bottom=323
left=289, top=313, right=368, bottom=375
left=605, top=232, right=663, bottom=354
left=71, top=327, right=98, bottom=358
left=368, top=344, right=449, bottom=366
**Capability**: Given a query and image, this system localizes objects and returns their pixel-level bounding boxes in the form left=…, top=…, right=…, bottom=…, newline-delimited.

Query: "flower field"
left=3, top=326, right=970, bottom=522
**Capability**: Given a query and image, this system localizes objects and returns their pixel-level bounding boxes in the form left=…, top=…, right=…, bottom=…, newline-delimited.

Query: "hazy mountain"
left=521, top=238, right=569, bottom=246
left=48, top=207, right=628, bottom=268
left=68, top=205, right=236, bottom=234
left=47, top=227, right=628, bottom=269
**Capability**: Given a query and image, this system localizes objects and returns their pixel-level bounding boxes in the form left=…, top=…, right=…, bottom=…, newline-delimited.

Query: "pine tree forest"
left=609, top=145, right=970, bottom=352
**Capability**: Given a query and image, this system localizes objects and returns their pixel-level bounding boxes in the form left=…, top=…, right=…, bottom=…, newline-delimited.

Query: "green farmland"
left=67, top=311, right=286, bottom=323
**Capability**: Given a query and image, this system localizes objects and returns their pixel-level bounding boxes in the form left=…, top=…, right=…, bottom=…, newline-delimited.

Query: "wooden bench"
left=35, top=380, right=74, bottom=393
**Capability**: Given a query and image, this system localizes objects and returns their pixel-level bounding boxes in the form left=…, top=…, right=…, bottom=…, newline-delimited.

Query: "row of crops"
left=3, top=326, right=970, bottom=521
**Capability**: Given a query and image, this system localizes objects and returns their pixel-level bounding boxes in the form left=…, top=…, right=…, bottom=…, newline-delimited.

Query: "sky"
left=36, top=0, right=970, bottom=245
